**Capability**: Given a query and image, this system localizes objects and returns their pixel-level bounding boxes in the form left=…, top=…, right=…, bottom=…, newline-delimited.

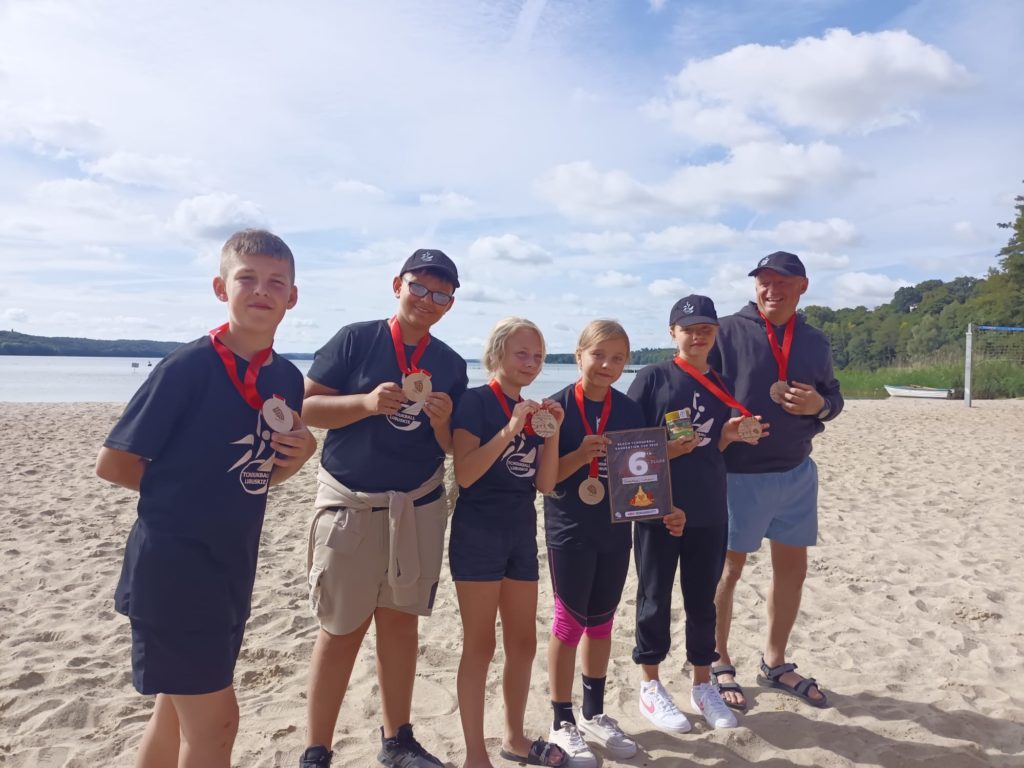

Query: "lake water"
left=0, top=356, right=637, bottom=403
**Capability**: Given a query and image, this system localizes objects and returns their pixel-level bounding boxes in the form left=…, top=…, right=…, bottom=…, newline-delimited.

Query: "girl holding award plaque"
left=542, top=320, right=684, bottom=766
left=626, top=295, right=768, bottom=734
left=450, top=318, right=568, bottom=768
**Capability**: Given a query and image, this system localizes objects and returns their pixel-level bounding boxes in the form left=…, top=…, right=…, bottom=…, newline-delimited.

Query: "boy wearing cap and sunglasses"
left=627, top=295, right=768, bottom=734
left=299, top=250, right=468, bottom=768
left=709, top=251, right=843, bottom=712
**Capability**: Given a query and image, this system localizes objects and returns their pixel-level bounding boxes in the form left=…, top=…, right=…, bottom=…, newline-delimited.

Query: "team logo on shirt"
left=502, top=434, right=537, bottom=478
left=387, top=399, right=425, bottom=431
left=227, top=410, right=276, bottom=495
left=685, top=391, right=715, bottom=448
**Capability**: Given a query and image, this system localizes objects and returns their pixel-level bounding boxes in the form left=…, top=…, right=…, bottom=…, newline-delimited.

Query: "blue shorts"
left=449, top=516, right=539, bottom=582
left=130, top=619, right=245, bottom=695
left=726, top=458, right=818, bottom=552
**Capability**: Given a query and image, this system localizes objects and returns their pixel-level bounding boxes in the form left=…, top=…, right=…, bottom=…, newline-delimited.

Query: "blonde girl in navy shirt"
left=450, top=317, right=567, bottom=768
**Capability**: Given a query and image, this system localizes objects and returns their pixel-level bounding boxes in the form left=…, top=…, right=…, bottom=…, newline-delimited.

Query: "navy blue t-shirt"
left=308, top=320, right=468, bottom=492
left=452, top=385, right=544, bottom=530
left=543, top=384, right=644, bottom=552
left=626, top=360, right=732, bottom=528
left=108, top=337, right=304, bottom=630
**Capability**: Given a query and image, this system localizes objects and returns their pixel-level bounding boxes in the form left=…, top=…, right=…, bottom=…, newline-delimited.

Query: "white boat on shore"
left=884, top=384, right=953, bottom=399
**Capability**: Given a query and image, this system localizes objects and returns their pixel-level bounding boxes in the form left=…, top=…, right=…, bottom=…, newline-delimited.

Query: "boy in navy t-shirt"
left=300, top=250, right=468, bottom=768
left=627, top=295, right=766, bottom=735
left=96, top=229, right=317, bottom=768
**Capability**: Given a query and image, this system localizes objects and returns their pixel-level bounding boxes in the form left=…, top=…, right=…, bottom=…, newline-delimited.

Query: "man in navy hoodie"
left=708, top=251, right=843, bottom=711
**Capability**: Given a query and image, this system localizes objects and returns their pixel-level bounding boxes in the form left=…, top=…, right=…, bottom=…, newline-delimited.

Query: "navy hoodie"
left=710, top=302, right=843, bottom=474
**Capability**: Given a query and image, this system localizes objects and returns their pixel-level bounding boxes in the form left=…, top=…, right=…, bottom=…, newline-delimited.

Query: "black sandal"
left=711, top=663, right=748, bottom=711
left=756, top=657, right=829, bottom=708
left=499, top=738, right=567, bottom=767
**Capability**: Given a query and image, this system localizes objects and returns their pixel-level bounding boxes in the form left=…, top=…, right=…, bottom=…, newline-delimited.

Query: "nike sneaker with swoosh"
left=639, top=680, right=692, bottom=733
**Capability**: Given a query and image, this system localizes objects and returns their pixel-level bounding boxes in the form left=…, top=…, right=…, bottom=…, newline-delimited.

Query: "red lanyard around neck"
left=672, top=357, right=752, bottom=417
left=573, top=380, right=612, bottom=478
left=209, top=323, right=272, bottom=410
left=388, top=316, right=430, bottom=375
left=757, top=310, right=796, bottom=381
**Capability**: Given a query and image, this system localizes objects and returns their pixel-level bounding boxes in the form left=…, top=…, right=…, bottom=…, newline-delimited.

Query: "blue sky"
left=1, top=0, right=1021, bottom=355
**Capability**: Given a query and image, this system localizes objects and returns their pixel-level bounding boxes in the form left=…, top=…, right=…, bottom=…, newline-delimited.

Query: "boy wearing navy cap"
left=710, top=251, right=843, bottom=711
left=627, top=296, right=767, bottom=733
left=96, top=229, right=317, bottom=767
left=299, top=249, right=468, bottom=768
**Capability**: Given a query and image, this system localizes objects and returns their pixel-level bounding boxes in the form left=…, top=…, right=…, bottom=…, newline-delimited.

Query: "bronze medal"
left=529, top=409, right=558, bottom=438
left=579, top=477, right=605, bottom=505
left=261, top=396, right=293, bottom=432
left=737, top=416, right=762, bottom=443
left=769, top=380, right=788, bottom=404
left=402, top=371, right=432, bottom=402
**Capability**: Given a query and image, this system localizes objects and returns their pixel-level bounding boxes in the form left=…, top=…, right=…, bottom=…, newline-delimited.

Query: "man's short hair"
left=220, top=229, right=295, bottom=281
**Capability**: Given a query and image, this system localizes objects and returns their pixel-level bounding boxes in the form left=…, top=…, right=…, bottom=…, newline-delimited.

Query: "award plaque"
left=605, top=427, right=673, bottom=524
left=402, top=371, right=432, bottom=402
left=578, top=477, right=605, bottom=505
left=769, top=380, right=788, bottom=404
left=737, top=416, right=762, bottom=443
left=529, top=409, right=558, bottom=438
left=261, top=396, right=293, bottom=432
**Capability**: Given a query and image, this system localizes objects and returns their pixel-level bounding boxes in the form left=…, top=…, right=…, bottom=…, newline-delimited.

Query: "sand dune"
left=1, top=400, right=1022, bottom=767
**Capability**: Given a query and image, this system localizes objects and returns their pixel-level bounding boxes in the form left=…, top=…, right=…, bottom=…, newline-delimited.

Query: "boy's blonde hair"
left=220, top=229, right=295, bottom=281
left=575, top=319, right=630, bottom=363
left=482, top=317, right=546, bottom=375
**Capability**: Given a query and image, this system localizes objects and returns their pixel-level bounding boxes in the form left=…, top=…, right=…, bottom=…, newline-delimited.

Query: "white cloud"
left=952, top=220, right=978, bottom=241
left=3, top=308, right=29, bottom=323
left=761, top=218, right=859, bottom=251
left=29, top=178, right=122, bottom=216
left=334, top=179, right=388, bottom=198
left=419, top=191, right=475, bottom=211
left=643, top=223, right=740, bottom=252
left=170, top=192, right=267, bottom=241
left=456, top=283, right=522, bottom=303
left=800, top=251, right=850, bottom=271
left=649, top=0, right=668, bottom=12
left=833, top=271, right=909, bottom=308
left=648, top=277, right=690, bottom=297
left=660, top=28, right=969, bottom=143
left=644, top=97, right=778, bottom=146
left=83, top=151, right=197, bottom=188
left=537, top=141, right=857, bottom=221
left=595, top=270, right=641, bottom=288
left=468, top=234, right=551, bottom=264
left=564, top=231, right=636, bottom=252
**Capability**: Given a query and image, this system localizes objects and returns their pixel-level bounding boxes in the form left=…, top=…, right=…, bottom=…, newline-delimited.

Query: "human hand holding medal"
left=269, top=411, right=318, bottom=471
left=769, top=380, right=789, bottom=404
left=528, top=408, right=558, bottom=438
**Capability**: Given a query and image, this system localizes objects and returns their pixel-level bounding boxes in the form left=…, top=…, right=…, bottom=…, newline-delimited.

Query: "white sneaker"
left=638, top=680, right=692, bottom=733
left=577, top=711, right=637, bottom=759
left=548, top=721, right=596, bottom=768
left=691, top=682, right=739, bottom=729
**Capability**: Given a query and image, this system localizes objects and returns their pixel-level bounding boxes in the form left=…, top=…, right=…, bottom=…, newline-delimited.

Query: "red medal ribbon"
left=488, top=379, right=536, bottom=436
left=573, top=380, right=612, bottom=478
left=209, top=323, right=273, bottom=410
left=672, top=357, right=752, bottom=418
left=757, top=310, right=796, bottom=381
left=389, top=316, right=431, bottom=376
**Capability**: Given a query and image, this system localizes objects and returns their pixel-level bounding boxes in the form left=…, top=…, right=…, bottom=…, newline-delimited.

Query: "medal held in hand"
left=579, top=477, right=605, bottom=505
left=573, top=381, right=613, bottom=506
left=736, top=416, right=762, bottom=442
left=529, top=408, right=558, bottom=438
left=261, top=395, right=293, bottom=432
left=402, top=370, right=432, bottom=402
left=389, top=316, right=432, bottom=403
left=769, top=380, right=789, bottom=404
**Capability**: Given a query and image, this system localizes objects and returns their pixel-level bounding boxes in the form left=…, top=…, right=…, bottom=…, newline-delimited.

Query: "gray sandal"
left=711, top=664, right=748, bottom=711
left=756, top=657, right=829, bottom=708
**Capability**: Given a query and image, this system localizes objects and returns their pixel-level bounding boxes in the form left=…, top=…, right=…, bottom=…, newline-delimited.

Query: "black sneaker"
left=377, top=723, right=443, bottom=767
left=299, top=745, right=333, bottom=767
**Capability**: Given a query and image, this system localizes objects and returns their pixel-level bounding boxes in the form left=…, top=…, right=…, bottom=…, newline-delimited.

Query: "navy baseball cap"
left=400, top=249, right=460, bottom=288
left=748, top=251, right=806, bottom=278
left=669, top=295, right=719, bottom=327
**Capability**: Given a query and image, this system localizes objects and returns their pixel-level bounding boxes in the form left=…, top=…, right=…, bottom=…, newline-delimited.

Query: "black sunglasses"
left=404, top=277, right=454, bottom=306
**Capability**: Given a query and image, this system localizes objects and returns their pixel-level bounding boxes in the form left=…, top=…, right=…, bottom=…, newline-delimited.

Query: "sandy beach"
left=2, top=399, right=1023, bottom=767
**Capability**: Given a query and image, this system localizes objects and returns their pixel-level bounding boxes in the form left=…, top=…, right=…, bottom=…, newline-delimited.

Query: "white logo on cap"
left=683, top=301, right=694, bottom=314
left=759, top=256, right=770, bottom=267
left=420, top=251, right=435, bottom=262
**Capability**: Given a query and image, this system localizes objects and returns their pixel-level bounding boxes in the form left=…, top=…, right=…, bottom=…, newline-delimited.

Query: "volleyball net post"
left=964, top=323, right=1024, bottom=406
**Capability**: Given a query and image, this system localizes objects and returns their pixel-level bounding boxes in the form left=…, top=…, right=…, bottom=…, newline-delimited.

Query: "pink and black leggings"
left=547, top=546, right=631, bottom=645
